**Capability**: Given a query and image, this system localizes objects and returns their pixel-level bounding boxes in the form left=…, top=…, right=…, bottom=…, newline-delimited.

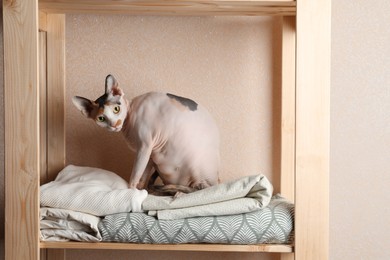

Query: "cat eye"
left=97, top=116, right=105, bottom=122
left=113, top=106, right=120, bottom=114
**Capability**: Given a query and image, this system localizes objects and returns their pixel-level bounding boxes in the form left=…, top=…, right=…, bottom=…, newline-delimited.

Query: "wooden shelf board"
left=39, top=0, right=296, bottom=16
left=40, top=242, right=294, bottom=253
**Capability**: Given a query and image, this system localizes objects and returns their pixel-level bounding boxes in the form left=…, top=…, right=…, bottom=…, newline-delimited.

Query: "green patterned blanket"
left=99, top=195, right=294, bottom=244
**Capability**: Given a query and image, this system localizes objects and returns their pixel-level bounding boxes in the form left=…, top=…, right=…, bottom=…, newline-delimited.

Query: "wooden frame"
left=3, top=0, right=330, bottom=259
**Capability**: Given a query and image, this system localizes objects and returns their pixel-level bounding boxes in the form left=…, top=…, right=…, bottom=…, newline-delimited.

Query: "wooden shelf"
left=39, top=0, right=296, bottom=16
left=4, top=0, right=330, bottom=258
left=40, top=242, right=294, bottom=253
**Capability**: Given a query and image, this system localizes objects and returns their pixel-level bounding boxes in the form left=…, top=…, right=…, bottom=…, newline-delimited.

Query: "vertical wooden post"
left=47, top=14, right=66, bottom=181
left=280, top=16, right=296, bottom=203
left=280, top=15, right=296, bottom=260
left=40, top=31, right=48, bottom=185
left=3, top=0, right=40, bottom=259
left=46, top=13, right=67, bottom=260
left=295, top=0, right=330, bottom=259
left=39, top=30, right=49, bottom=260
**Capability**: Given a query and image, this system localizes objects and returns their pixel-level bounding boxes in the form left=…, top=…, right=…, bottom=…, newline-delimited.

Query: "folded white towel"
left=40, top=165, right=148, bottom=216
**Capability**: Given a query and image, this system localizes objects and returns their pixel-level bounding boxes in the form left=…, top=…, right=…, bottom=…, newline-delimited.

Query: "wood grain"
left=45, top=13, right=67, bottom=260
left=295, top=0, right=330, bottom=259
left=46, top=14, right=66, bottom=182
left=280, top=16, right=296, bottom=204
left=3, top=0, right=40, bottom=259
left=41, top=242, right=293, bottom=253
left=39, top=11, right=48, bottom=32
left=39, top=0, right=296, bottom=16
left=39, top=32, right=48, bottom=185
left=280, top=16, right=296, bottom=260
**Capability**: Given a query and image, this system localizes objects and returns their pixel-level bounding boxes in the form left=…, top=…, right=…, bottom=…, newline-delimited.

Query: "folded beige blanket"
left=143, top=174, right=273, bottom=220
left=40, top=207, right=102, bottom=242
left=40, top=165, right=273, bottom=221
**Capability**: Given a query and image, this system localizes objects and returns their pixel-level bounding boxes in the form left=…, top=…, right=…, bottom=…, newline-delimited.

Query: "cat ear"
left=72, top=96, right=96, bottom=118
left=105, top=74, right=123, bottom=96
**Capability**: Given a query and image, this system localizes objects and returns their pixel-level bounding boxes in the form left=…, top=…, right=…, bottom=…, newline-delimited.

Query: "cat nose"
left=112, top=119, right=122, bottom=128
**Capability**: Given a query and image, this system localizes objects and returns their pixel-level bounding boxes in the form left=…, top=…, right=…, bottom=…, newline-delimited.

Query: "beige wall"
left=1, top=0, right=390, bottom=259
left=330, top=0, right=390, bottom=259
left=65, top=15, right=282, bottom=192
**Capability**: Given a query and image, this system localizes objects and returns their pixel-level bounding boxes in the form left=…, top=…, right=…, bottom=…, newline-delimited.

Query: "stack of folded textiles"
left=40, top=165, right=294, bottom=244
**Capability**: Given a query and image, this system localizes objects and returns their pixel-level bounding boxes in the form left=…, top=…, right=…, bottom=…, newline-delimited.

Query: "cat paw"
left=136, top=182, right=146, bottom=190
left=128, top=182, right=138, bottom=189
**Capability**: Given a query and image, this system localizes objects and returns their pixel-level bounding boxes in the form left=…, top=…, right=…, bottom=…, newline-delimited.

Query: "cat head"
left=72, top=75, right=128, bottom=132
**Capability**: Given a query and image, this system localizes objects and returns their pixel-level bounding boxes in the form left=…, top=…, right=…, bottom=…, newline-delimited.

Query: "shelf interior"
left=37, top=1, right=296, bottom=255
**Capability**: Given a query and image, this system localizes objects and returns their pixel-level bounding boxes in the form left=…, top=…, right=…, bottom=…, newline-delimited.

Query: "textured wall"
left=330, top=0, right=390, bottom=259
left=65, top=15, right=282, bottom=188
left=65, top=15, right=281, bottom=260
